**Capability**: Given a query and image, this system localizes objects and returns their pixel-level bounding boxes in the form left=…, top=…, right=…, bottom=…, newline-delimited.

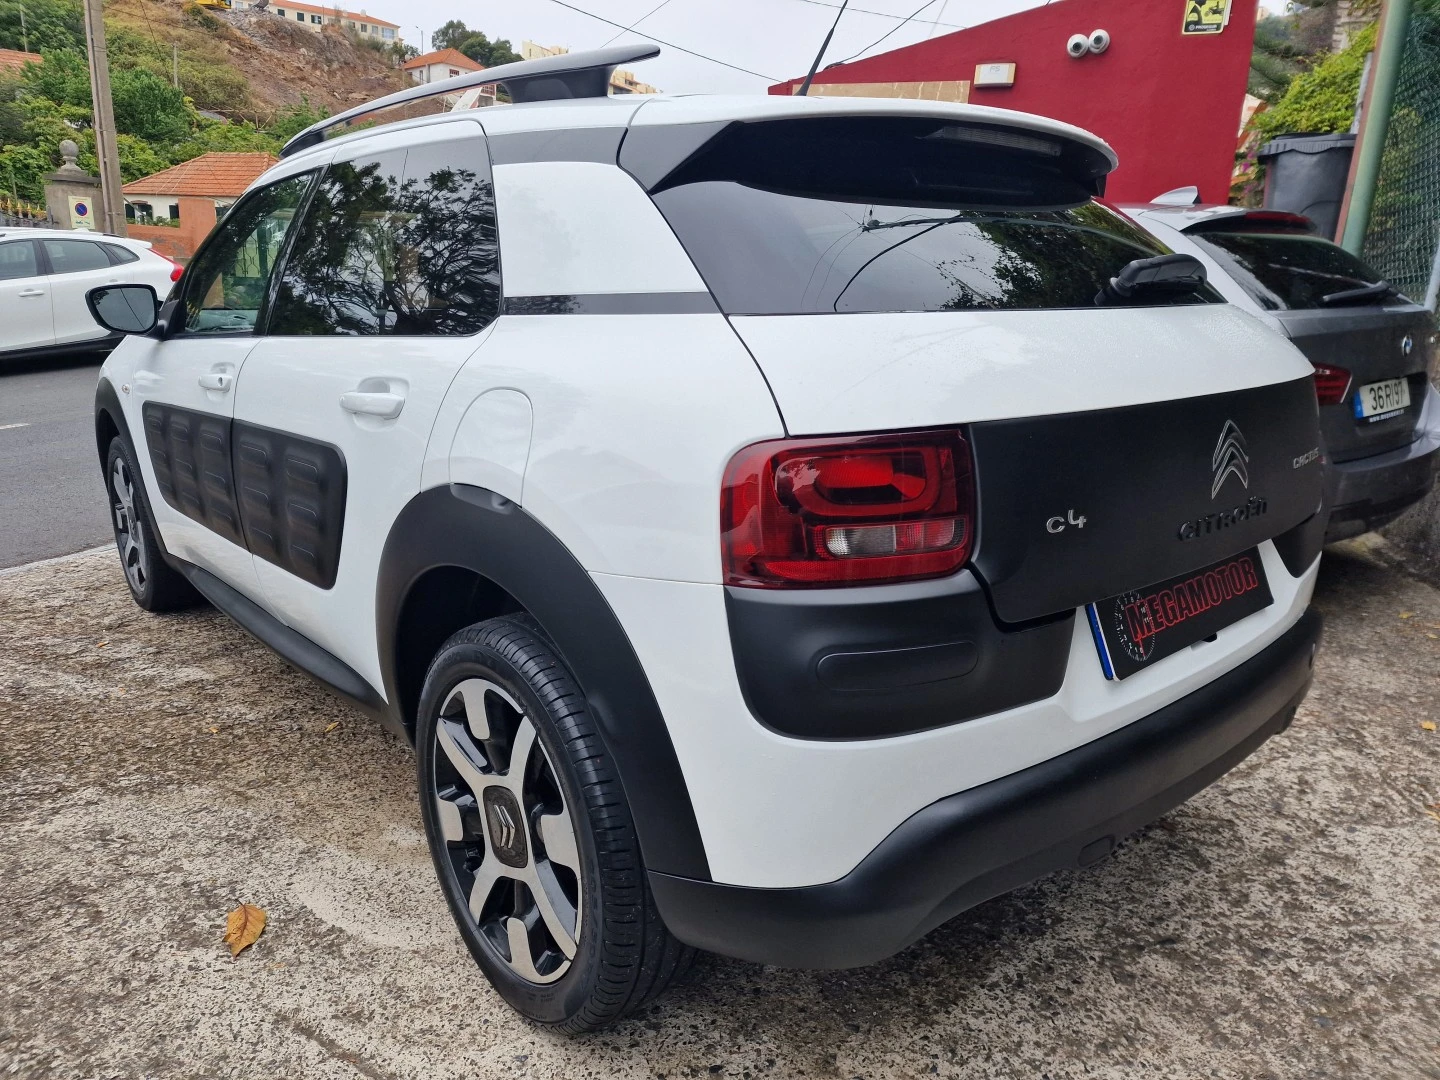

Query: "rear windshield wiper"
left=1095, top=253, right=1207, bottom=306
left=1319, top=279, right=1399, bottom=306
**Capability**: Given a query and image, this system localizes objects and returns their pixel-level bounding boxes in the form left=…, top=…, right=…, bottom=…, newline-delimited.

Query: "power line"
left=541, top=0, right=779, bottom=80
left=835, top=0, right=941, bottom=64
left=601, top=0, right=677, bottom=47
left=790, top=0, right=962, bottom=29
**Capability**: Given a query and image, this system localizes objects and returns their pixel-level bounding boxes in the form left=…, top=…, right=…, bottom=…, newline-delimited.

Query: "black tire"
left=104, top=436, right=202, bottom=612
left=416, top=615, right=693, bottom=1032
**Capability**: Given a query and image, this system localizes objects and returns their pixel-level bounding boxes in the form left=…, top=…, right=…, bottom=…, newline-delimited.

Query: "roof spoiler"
left=279, top=43, right=660, bottom=159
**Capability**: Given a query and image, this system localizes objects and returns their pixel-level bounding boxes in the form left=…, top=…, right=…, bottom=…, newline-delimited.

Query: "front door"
left=126, top=170, right=316, bottom=599
left=0, top=239, right=55, bottom=351
left=233, top=123, right=500, bottom=690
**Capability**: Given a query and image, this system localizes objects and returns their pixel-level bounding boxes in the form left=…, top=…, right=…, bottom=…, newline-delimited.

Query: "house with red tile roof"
left=122, top=152, right=278, bottom=259
left=0, top=48, right=43, bottom=77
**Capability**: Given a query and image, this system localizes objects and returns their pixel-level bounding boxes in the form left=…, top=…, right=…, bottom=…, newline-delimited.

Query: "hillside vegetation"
left=0, top=0, right=411, bottom=204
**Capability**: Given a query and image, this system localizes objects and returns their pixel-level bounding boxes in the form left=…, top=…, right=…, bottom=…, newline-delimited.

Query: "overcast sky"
left=362, top=0, right=1050, bottom=94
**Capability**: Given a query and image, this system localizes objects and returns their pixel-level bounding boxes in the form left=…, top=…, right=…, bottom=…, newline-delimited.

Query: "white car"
left=0, top=226, right=181, bottom=361
left=87, top=46, right=1328, bottom=1032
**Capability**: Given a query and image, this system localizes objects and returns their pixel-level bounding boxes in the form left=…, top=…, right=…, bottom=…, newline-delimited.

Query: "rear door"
left=0, top=239, right=54, bottom=351
left=40, top=237, right=126, bottom=345
left=124, top=171, right=314, bottom=598
left=1182, top=221, right=1434, bottom=463
left=232, top=121, right=501, bottom=690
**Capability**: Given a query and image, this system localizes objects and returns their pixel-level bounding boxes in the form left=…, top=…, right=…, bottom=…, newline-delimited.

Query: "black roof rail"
left=279, top=44, right=660, bottom=159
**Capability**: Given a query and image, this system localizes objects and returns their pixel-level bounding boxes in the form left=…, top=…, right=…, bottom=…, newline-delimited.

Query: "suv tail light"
left=1312, top=363, right=1351, bottom=405
left=722, top=430, right=974, bottom=588
left=160, top=254, right=184, bottom=282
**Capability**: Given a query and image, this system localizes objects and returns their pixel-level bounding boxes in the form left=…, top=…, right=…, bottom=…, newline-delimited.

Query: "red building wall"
left=771, top=0, right=1258, bottom=205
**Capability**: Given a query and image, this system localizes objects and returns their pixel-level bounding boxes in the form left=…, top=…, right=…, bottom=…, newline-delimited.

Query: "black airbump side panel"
left=141, top=402, right=245, bottom=547
left=234, top=421, right=347, bottom=590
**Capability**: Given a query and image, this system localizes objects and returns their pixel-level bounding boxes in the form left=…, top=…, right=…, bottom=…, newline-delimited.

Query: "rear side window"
left=101, top=243, right=139, bottom=265
left=1186, top=226, right=1387, bottom=310
left=0, top=240, right=38, bottom=280
left=645, top=117, right=1214, bottom=315
left=267, top=136, right=500, bottom=336
left=43, top=239, right=110, bottom=274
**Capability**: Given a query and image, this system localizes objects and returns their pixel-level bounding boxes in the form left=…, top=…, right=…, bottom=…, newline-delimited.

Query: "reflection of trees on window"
left=269, top=142, right=501, bottom=337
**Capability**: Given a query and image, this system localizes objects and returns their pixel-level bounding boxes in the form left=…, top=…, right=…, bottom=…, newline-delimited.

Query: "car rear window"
left=1186, top=225, right=1388, bottom=310
left=644, top=117, right=1217, bottom=315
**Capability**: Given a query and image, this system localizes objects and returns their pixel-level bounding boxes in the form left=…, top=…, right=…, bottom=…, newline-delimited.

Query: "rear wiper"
left=1095, top=253, right=1208, bottom=305
left=1319, top=279, right=1399, bottom=306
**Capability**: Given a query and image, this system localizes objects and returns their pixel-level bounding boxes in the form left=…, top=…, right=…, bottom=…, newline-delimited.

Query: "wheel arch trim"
left=376, top=483, right=711, bottom=881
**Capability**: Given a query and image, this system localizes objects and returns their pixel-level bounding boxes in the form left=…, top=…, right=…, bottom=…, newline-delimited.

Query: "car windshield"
left=1186, top=225, right=1393, bottom=310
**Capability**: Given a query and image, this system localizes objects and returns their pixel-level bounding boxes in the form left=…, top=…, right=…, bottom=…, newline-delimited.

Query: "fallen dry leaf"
left=1427, top=633, right=1438, bottom=641
left=323, top=721, right=341, bottom=734
left=223, top=903, right=266, bottom=957
left=1421, top=721, right=1437, bottom=733
left=1399, top=611, right=1416, bottom=619
left=96, top=641, right=107, bottom=648
left=207, top=726, right=219, bottom=735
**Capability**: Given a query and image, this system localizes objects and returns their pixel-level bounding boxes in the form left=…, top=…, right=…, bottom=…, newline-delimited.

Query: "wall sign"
left=1182, top=0, right=1231, bottom=34
left=68, top=195, right=94, bottom=230
left=974, top=62, right=1017, bottom=88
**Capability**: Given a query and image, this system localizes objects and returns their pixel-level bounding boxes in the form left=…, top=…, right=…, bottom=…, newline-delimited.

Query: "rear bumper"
left=1326, top=385, right=1440, bottom=541
left=650, top=606, right=1323, bottom=969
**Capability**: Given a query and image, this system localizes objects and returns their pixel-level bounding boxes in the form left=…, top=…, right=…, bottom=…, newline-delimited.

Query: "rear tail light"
left=1312, top=363, right=1351, bottom=405
left=161, top=254, right=183, bottom=282
left=721, top=430, right=975, bottom=588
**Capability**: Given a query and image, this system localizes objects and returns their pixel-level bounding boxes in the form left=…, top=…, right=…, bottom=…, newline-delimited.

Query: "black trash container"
left=1257, top=132, right=1356, bottom=240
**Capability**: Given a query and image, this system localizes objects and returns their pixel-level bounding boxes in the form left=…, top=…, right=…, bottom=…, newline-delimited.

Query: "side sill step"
left=177, top=561, right=387, bottom=717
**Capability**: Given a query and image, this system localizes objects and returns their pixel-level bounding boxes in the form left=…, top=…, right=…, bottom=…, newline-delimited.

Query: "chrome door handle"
left=17, top=289, right=44, bottom=298
left=198, top=372, right=234, bottom=392
left=340, top=390, right=405, bottom=419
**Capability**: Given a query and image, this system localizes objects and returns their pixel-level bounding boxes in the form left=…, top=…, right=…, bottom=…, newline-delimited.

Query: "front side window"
left=0, top=240, right=39, bottom=280
left=182, top=173, right=312, bottom=334
left=267, top=137, right=500, bottom=336
left=43, top=239, right=111, bottom=275
left=1187, top=225, right=1390, bottom=310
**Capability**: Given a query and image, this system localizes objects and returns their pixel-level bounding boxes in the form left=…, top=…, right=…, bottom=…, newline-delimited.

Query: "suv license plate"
left=1086, top=548, right=1273, bottom=680
left=1354, top=377, right=1411, bottom=421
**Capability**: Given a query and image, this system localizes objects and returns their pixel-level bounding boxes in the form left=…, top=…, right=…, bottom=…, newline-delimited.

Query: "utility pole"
left=1337, top=0, right=1412, bottom=255
left=172, top=42, right=179, bottom=89
left=81, top=0, right=126, bottom=236
left=19, top=4, right=28, bottom=52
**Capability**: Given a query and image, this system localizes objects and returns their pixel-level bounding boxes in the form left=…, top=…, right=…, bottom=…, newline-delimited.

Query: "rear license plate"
left=1354, top=377, right=1411, bottom=422
left=1086, top=548, right=1273, bottom=680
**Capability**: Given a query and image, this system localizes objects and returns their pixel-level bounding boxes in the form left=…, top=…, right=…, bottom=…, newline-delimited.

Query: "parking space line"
left=0, top=422, right=30, bottom=431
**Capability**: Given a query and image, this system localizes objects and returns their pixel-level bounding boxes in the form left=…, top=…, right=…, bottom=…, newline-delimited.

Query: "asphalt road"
left=0, top=356, right=113, bottom=569
left=0, top=538, right=1436, bottom=1079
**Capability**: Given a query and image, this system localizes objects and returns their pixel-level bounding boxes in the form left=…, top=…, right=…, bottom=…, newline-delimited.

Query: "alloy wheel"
left=110, top=457, right=149, bottom=595
left=430, top=678, right=584, bottom=984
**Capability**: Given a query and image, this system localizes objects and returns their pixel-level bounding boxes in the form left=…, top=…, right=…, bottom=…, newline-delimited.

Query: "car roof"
left=266, top=91, right=1118, bottom=194
left=0, top=227, right=151, bottom=245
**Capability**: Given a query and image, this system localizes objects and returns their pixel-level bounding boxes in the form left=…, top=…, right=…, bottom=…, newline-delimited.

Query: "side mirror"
left=87, top=284, right=160, bottom=335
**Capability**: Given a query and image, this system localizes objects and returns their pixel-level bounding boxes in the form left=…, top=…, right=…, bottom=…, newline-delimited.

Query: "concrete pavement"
left=0, top=540, right=1437, bottom=1078
left=0, top=357, right=113, bottom=568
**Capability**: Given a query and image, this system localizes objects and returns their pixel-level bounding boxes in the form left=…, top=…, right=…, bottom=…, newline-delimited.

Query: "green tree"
left=1253, top=22, right=1377, bottom=139
left=110, top=67, right=191, bottom=143
left=430, top=18, right=470, bottom=51
left=265, top=99, right=329, bottom=143
left=456, top=31, right=519, bottom=67
left=0, top=0, right=83, bottom=54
